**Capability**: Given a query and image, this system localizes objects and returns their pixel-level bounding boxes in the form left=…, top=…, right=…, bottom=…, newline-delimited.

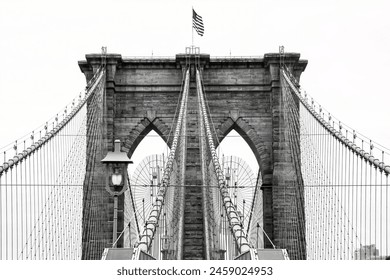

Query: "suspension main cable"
left=197, top=65, right=223, bottom=150
left=196, top=67, right=251, bottom=254
left=281, top=69, right=390, bottom=175
left=0, top=68, right=105, bottom=175
left=136, top=68, right=190, bottom=253
left=165, top=57, right=190, bottom=157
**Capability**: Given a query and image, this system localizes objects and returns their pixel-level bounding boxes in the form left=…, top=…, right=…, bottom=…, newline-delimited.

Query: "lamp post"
left=101, top=139, right=133, bottom=247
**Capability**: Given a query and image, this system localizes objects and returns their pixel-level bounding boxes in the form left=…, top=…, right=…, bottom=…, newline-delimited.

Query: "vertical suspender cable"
left=10, top=166, right=13, bottom=259
left=386, top=174, right=388, bottom=257
left=15, top=159, right=19, bottom=259
left=364, top=145, right=367, bottom=253
left=360, top=144, right=363, bottom=257
left=39, top=135, right=43, bottom=259
left=374, top=165, right=377, bottom=259
left=380, top=152, right=383, bottom=258
left=5, top=170, right=8, bottom=259
left=0, top=162, right=2, bottom=259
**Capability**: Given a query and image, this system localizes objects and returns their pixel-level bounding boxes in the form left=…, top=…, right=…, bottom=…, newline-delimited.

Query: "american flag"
left=192, top=9, right=204, bottom=36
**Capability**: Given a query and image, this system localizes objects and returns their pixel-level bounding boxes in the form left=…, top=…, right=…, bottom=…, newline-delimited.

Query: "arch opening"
left=215, top=118, right=272, bottom=185
left=124, top=129, right=170, bottom=253
left=217, top=129, right=259, bottom=176
left=127, top=130, right=170, bottom=177
left=216, top=129, right=264, bottom=249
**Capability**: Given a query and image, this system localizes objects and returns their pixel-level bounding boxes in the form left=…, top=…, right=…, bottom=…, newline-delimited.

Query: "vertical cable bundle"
left=134, top=69, right=189, bottom=257
left=196, top=68, right=251, bottom=257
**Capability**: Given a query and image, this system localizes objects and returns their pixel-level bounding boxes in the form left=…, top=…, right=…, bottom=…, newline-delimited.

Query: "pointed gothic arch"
left=121, top=117, right=172, bottom=158
left=216, top=117, right=272, bottom=185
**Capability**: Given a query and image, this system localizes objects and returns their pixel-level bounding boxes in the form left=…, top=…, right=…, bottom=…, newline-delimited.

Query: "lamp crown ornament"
left=101, top=140, right=133, bottom=164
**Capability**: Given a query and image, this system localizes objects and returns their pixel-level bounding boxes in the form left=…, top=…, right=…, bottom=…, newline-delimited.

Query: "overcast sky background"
left=1, top=0, right=389, bottom=172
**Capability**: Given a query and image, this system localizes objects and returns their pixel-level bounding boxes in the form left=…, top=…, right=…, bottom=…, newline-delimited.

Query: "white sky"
left=0, top=0, right=389, bottom=165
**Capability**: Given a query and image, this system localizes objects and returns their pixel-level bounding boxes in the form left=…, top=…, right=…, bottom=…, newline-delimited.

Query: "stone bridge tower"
left=79, top=52, right=308, bottom=260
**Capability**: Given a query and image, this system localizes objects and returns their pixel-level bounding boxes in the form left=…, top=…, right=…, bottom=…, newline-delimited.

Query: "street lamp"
left=101, top=139, right=133, bottom=247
